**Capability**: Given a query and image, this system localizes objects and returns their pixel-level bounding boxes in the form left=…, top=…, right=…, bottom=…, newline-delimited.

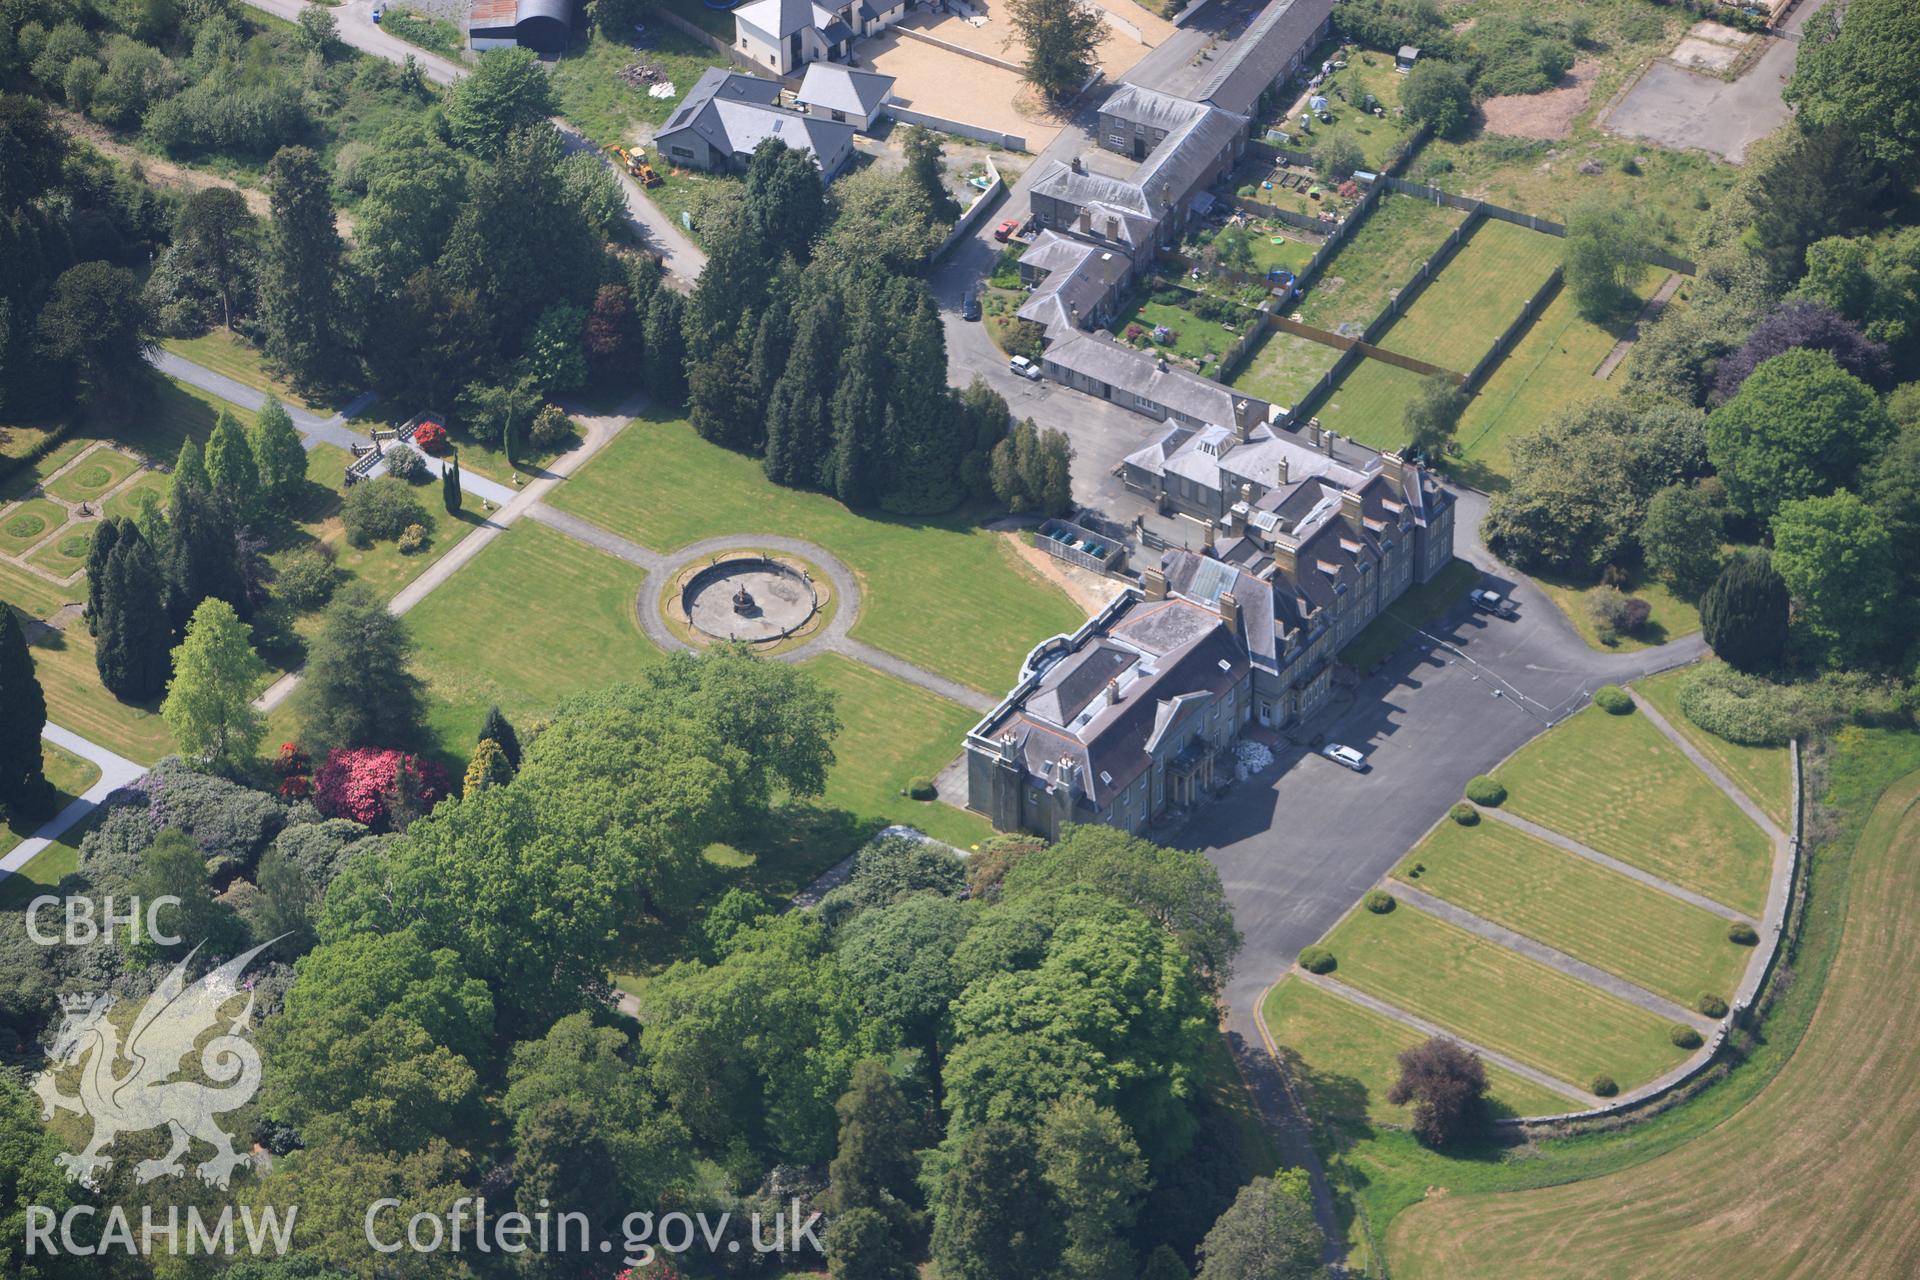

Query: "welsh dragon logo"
left=33, top=939, right=279, bottom=1190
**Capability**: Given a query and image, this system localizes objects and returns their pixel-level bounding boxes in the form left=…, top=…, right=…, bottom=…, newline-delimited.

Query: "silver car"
left=1321, top=743, right=1367, bottom=772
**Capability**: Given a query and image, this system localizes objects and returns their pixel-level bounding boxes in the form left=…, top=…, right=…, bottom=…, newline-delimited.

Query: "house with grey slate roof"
left=965, top=445, right=1453, bottom=836
left=1016, top=232, right=1132, bottom=334
left=794, top=63, right=896, bottom=132
left=1040, top=331, right=1269, bottom=434
left=654, top=68, right=856, bottom=180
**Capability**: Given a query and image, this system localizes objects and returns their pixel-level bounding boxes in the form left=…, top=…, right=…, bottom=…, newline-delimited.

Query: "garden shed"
left=469, top=0, right=573, bottom=54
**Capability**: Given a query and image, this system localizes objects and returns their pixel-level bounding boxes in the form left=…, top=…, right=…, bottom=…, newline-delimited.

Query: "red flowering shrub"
left=313, top=747, right=449, bottom=831
left=276, top=743, right=313, bottom=801
left=413, top=420, right=449, bottom=456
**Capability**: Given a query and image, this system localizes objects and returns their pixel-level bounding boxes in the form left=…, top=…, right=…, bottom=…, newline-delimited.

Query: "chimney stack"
left=1308, top=422, right=1322, bottom=447
left=1219, top=590, right=1241, bottom=634
left=1325, top=430, right=1338, bottom=454
left=1142, top=566, right=1168, bottom=600
left=1278, top=457, right=1289, bottom=485
left=997, top=733, right=1019, bottom=762
left=1106, top=677, right=1121, bottom=705
left=1270, top=533, right=1299, bottom=577
left=1204, top=521, right=1217, bottom=549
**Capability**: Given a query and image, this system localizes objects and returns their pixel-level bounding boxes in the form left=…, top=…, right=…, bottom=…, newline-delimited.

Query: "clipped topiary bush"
left=1364, top=890, right=1395, bottom=914
left=1449, top=801, right=1479, bottom=825
left=1593, top=684, right=1634, bottom=714
left=1465, top=775, right=1507, bottom=807
left=906, top=776, right=936, bottom=800
left=1590, top=1074, right=1618, bottom=1098
left=1697, top=993, right=1729, bottom=1018
left=1728, top=921, right=1759, bottom=946
left=1298, top=945, right=1336, bottom=975
left=383, top=442, right=428, bottom=484
left=1670, top=1024, right=1703, bottom=1050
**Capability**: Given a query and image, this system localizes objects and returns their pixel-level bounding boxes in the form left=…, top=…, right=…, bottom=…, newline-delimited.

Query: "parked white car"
left=1008, top=355, right=1042, bottom=381
left=1321, top=743, right=1367, bottom=772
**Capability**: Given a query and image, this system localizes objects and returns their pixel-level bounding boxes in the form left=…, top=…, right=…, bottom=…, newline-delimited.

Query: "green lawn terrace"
left=1265, top=45, right=1419, bottom=172
left=1371, top=219, right=1564, bottom=374
left=1396, top=817, right=1748, bottom=1007
left=1262, top=977, right=1572, bottom=1129
left=1634, top=666, right=1791, bottom=830
left=1293, top=193, right=1468, bottom=335
left=1112, top=290, right=1259, bottom=379
left=1492, top=704, right=1775, bottom=917
left=0, top=742, right=100, bottom=895
left=547, top=412, right=1087, bottom=696
left=1317, top=901, right=1692, bottom=1092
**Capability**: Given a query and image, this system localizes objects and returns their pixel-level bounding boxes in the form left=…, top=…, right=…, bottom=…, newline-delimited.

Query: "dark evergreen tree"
left=206, top=408, right=262, bottom=526
left=294, top=585, right=427, bottom=753
left=1701, top=549, right=1791, bottom=674
left=0, top=606, right=50, bottom=817
left=166, top=482, right=248, bottom=632
left=764, top=293, right=839, bottom=489
left=826, top=1060, right=921, bottom=1215
left=443, top=453, right=462, bottom=514
left=83, top=516, right=122, bottom=635
left=742, top=140, right=828, bottom=266
left=931, top=1123, right=1063, bottom=1280
left=260, top=146, right=345, bottom=390
left=478, top=704, right=521, bottom=771
left=642, top=287, right=688, bottom=405
left=687, top=334, right=760, bottom=450
left=172, top=437, right=211, bottom=501
left=97, top=529, right=171, bottom=701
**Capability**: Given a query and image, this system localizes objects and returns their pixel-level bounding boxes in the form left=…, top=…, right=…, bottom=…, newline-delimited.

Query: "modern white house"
left=794, top=63, right=896, bottom=132
left=733, top=0, right=909, bottom=76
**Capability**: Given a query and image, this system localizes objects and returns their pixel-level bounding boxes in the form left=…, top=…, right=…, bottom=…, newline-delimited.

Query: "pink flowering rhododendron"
left=312, top=747, right=449, bottom=830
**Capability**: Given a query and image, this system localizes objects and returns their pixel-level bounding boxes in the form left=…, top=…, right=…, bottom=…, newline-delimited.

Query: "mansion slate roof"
left=977, top=595, right=1248, bottom=809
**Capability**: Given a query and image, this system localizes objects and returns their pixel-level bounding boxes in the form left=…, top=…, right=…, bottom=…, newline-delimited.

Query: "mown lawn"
left=1635, top=665, right=1792, bottom=830
left=1113, top=294, right=1251, bottom=375
left=1262, top=977, right=1574, bottom=1129
left=1384, top=754, right=1920, bottom=1280
left=27, top=525, right=97, bottom=581
left=1296, top=194, right=1469, bottom=335
left=1319, top=902, right=1691, bottom=1090
left=1449, top=268, right=1667, bottom=491
left=406, top=519, right=663, bottom=770
left=1268, top=46, right=1415, bottom=171
left=1493, top=704, right=1773, bottom=916
left=1229, top=327, right=1343, bottom=411
left=800, top=654, right=992, bottom=850
left=160, top=330, right=333, bottom=416
left=1397, top=817, right=1748, bottom=1005
left=1306, top=356, right=1433, bottom=451
left=1373, top=220, right=1564, bottom=373
left=549, top=413, right=1086, bottom=695
left=1530, top=565, right=1699, bottom=654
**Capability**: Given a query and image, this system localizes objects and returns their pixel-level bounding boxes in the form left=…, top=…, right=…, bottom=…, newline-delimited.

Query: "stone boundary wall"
left=935, top=153, right=1005, bottom=257
left=894, top=22, right=1024, bottom=73
left=885, top=105, right=1026, bottom=152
